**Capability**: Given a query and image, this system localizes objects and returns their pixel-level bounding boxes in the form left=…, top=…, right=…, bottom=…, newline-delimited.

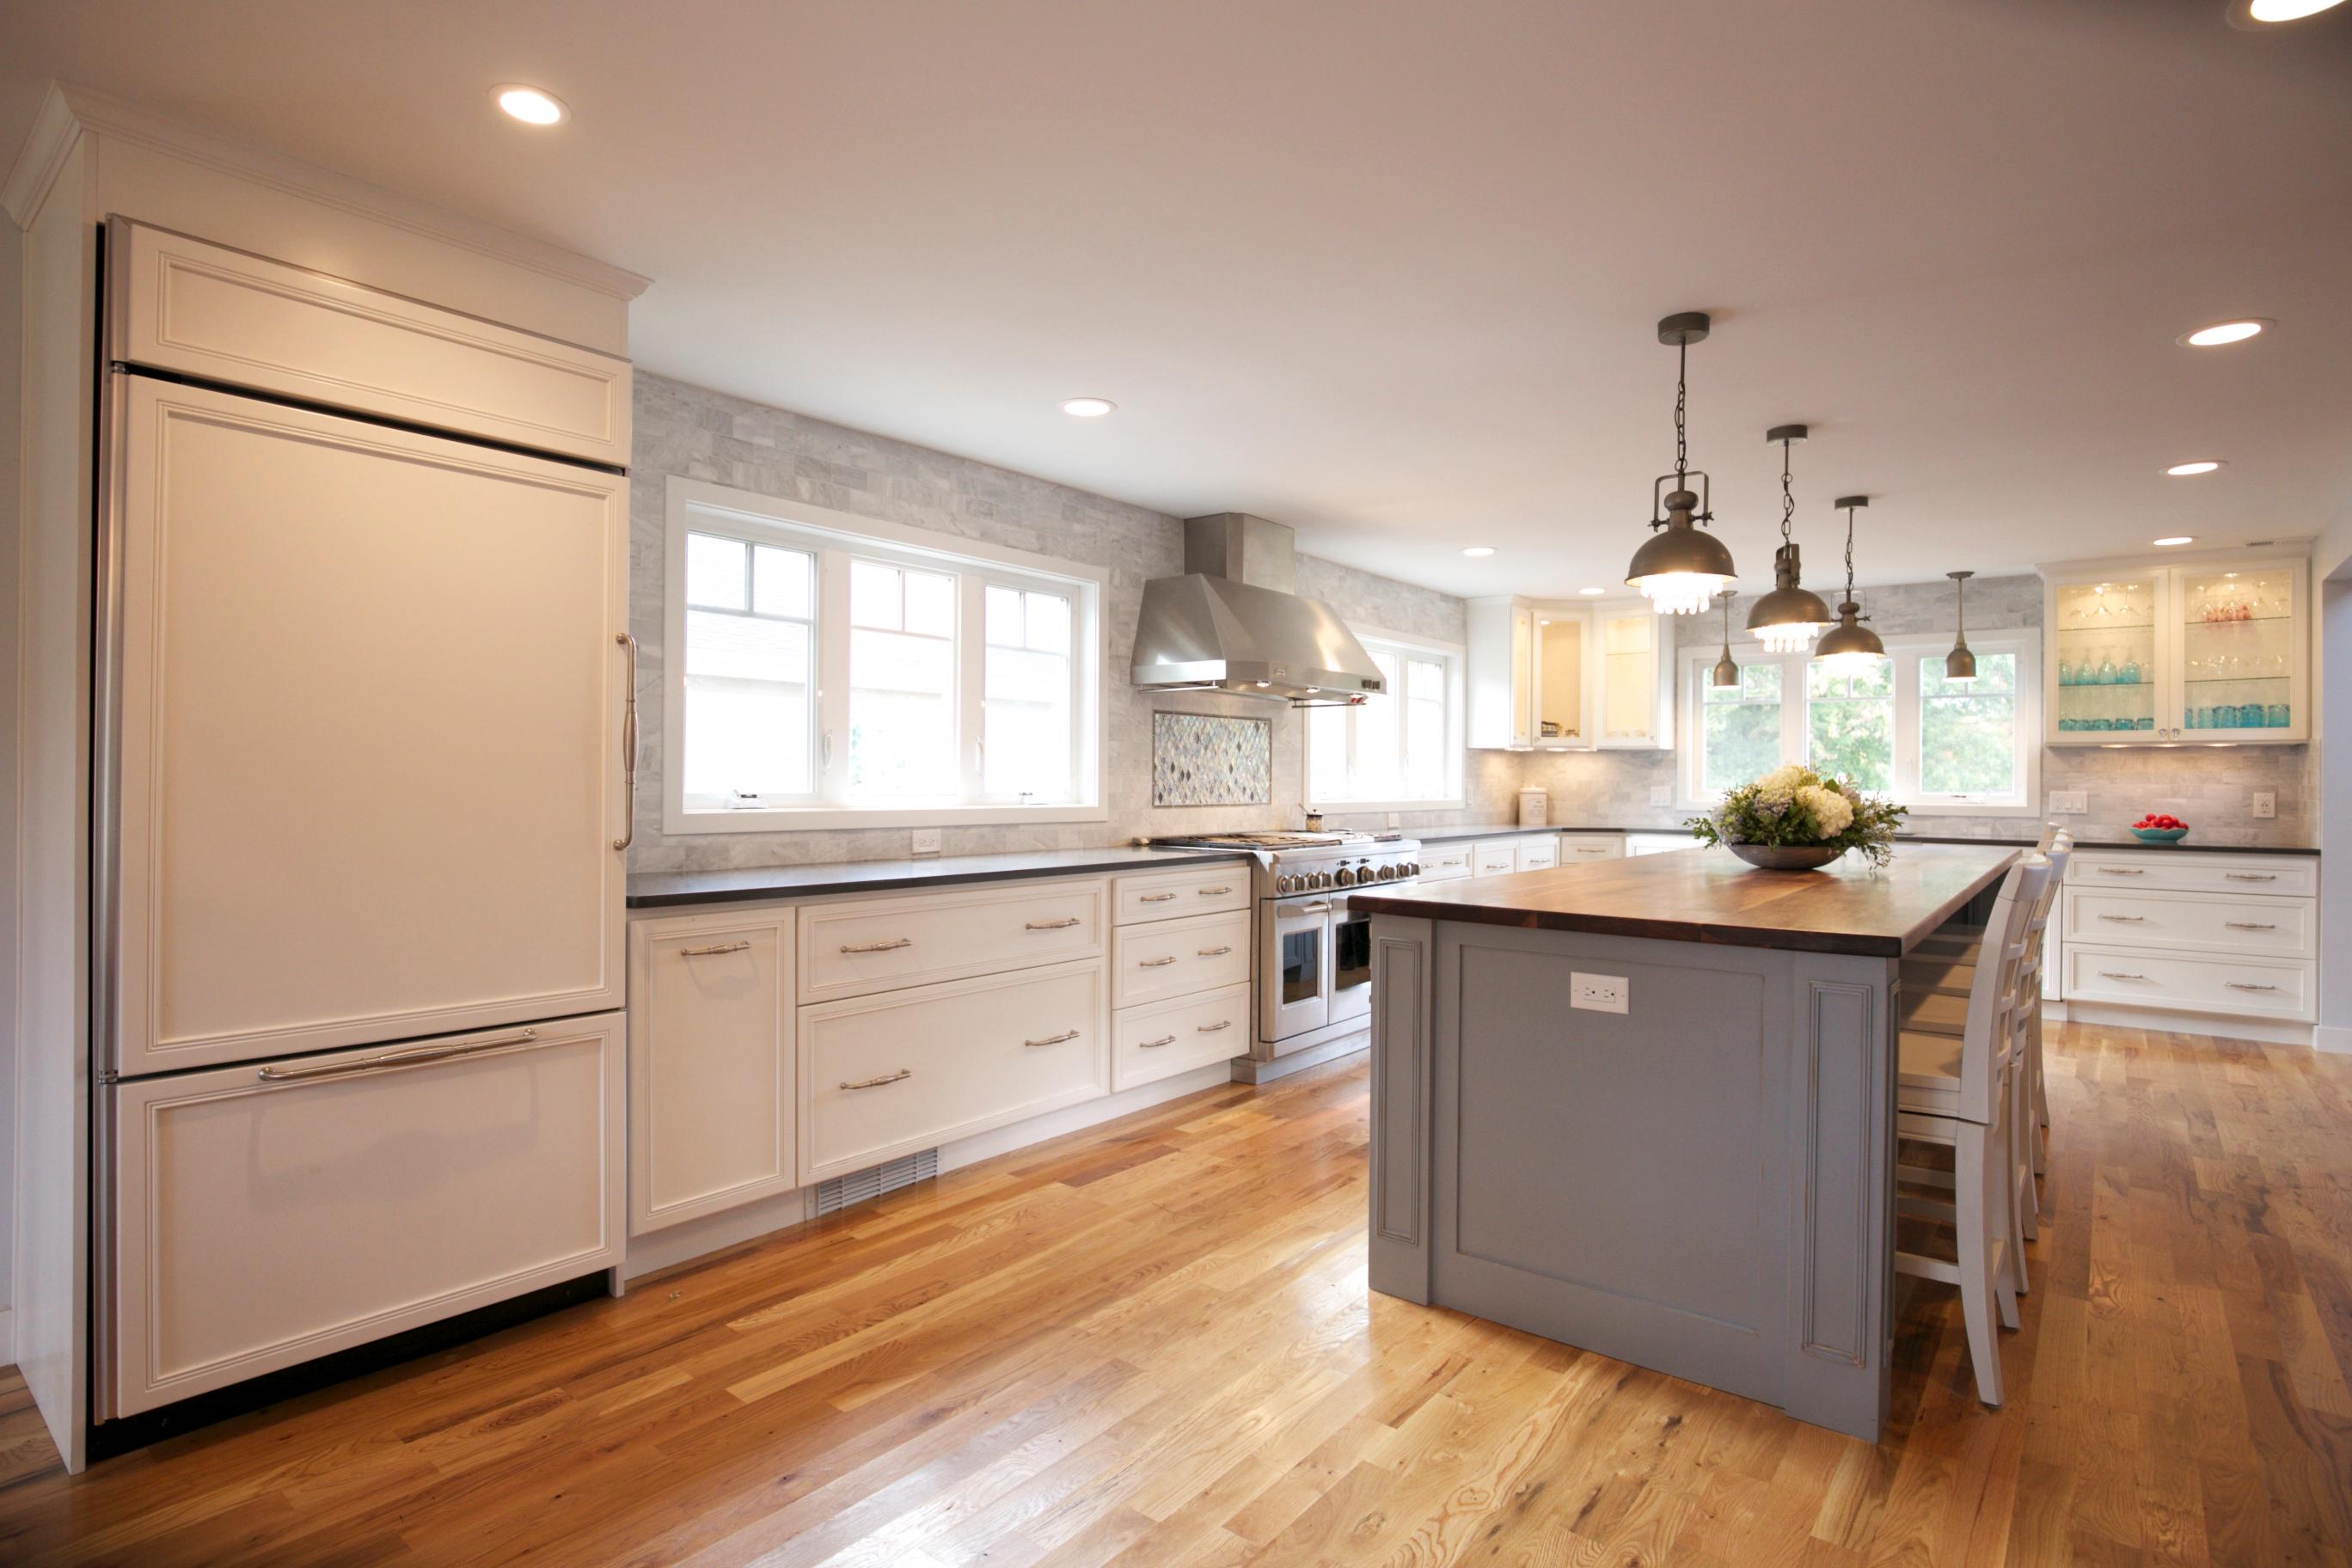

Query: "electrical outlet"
left=910, top=827, right=943, bottom=855
left=1387, top=812, right=1401, bottom=828
left=1649, top=785, right=1672, bottom=806
left=1571, top=971, right=1628, bottom=1014
left=2252, top=791, right=2275, bottom=820
left=2049, top=790, right=2087, bottom=815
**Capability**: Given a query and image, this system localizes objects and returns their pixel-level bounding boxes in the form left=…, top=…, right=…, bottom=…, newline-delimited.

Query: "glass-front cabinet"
left=2043, top=555, right=2308, bottom=745
left=1467, top=597, right=1671, bottom=750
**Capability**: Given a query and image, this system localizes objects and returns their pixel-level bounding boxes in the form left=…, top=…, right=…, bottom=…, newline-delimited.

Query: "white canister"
left=1516, top=787, right=1549, bottom=827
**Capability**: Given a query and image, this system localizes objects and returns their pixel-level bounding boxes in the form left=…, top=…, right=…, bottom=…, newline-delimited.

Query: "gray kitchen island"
left=1349, top=842, right=2017, bottom=1442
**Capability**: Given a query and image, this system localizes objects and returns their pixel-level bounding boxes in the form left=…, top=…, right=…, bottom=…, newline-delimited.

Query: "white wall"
left=0, top=207, right=21, bottom=1330
left=2318, top=570, right=2349, bottom=1053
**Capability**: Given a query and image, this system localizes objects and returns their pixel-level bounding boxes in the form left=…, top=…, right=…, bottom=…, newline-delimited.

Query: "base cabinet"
left=1113, top=983, right=1253, bottom=1090
left=628, top=911, right=795, bottom=1236
left=107, top=1013, right=624, bottom=1418
left=2053, top=849, right=2318, bottom=1027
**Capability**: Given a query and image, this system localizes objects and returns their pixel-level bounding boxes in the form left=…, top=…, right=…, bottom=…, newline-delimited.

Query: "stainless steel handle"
left=1197, top=946, right=1233, bottom=957
left=2098, top=971, right=2147, bottom=980
left=2226, top=982, right=2281, bottom=992
left=2097, top=915, right=2147, bottom=923
left=1140, top=892, right=1179, bottom=903
left=2225, top=921, right=2277, bottom=930
left=2225, top=873, right=2277, bottom=882
left=840, top=937, right=912, bottom=953
left=1139, top=1035, right=1176, bottom=1049
left=1196, top=1019, right=1233, bottom=1033
left=257, top=1028, right=539, bottom=1082
left=1197, top=885, right=1233, bottom=896
left=678, top=940, right=753, bottom=956
left=2097, top=867, right=2144, bottom=876
left=840, top=1068, right=911, bottom=1090
left=1291, top=902, right=1333, bottom=916
left=614, top=632, right=638, bottom=851
left=1138, top=956, right=1178, bottom=968
left=1026, top=917, right=1081, bottom=930
left=1024, top=1029, right=1080, bottom=1048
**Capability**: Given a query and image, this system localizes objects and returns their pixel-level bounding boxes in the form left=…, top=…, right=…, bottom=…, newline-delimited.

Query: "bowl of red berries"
left=2128, top=812, right=2189, bottom=844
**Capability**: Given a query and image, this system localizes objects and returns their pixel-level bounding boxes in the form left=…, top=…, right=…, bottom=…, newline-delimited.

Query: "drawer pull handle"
left=1140, top=892, right=1179, bottom=903
left=1139, top=1034, right=1176, bottom=1049
left=2097, top=971, right=2148, bottom=981
left=2225, top=873, right=2277, bottom=882
left=2096, top=915, right=2147, bottom=923
left=1139, top=956, right=1179, bottom=968
left=1197, top=945, right=1233, bottom=957
left=1025, top=1030, right=1080, bottom=1048
left=840, top=938, right=913, bottom=953
left=1197, top=885, right=1233, bottom=896
left=2097, top=867, right=2144, bottom=876
left=1026, top=917, right=1081, bottom=930
left=2225, top=921, right=2278, bottom=931
left=257, top=1029, right=539, bottom=1083
left=677, top=940, right=752, bottom=956
left=2226, top=982, right=2282, bottom=992
left=841, top=1069, right=912, bottom=1090
left=1196, top=1020, right=1233, bottom=1033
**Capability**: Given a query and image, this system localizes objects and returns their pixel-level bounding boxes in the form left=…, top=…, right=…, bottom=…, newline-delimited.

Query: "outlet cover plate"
left=1571, top=971, right=1629, bottom=1014
left=2049, top=790, right=2087, bottom=816
left=910, top=828, right=943, bottom=856
left=1649, top=785, right=1672, bottom=806
left=2252, top=791, right=2276, bottom=820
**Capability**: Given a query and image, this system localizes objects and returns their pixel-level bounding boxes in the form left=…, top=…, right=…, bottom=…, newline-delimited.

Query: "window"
left=665, top=478, right=1104, bottom=831
left=1305, top=632, right=1464, bottom=809
left=1681, top=633, right=2038, bottom=815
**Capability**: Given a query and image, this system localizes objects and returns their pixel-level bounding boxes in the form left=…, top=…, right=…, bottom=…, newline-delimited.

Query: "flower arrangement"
left=1686, top=763, right=1907, bottom=869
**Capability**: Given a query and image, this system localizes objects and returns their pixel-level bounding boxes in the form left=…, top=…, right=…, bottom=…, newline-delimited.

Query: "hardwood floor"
left=2, top=1021, right=2347, bottom=1566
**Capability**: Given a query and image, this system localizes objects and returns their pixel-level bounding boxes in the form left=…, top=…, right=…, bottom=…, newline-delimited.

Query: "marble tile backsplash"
left=625, top=373, right=1515, bottom=873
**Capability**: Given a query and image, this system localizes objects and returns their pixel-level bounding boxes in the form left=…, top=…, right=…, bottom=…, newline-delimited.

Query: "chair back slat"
left=1956, top=853, right=2051, bottom=1124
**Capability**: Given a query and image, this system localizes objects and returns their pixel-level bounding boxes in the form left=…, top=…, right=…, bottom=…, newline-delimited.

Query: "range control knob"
left=1375, top=864, right=1397, bottom=881
left=1333, top=867, right=1355, bottom=887
left=1404, top=861, right=1419, bottom=878
left=1275, top=874, right=1294, bottom=893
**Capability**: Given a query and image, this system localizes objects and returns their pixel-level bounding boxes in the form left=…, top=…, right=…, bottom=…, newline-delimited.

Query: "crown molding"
left=4, top=82, right=651, bottom=303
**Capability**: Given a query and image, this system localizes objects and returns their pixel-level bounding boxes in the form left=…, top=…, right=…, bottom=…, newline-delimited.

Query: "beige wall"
left=0, top=207, right=21, bottom=1320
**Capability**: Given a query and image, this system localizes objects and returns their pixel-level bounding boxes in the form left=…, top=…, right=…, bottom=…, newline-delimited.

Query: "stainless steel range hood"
left=1130, top=514, right=1386, bottom=701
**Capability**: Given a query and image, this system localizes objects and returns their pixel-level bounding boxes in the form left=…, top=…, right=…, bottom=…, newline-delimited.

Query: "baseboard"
left=621, top=1187, right=813, bottom=1281
left=2048, top=998, right=2316, bottom=1048
left=2316, top=1025, right=2352, bottom=1057
left=1229, top=1033, right=1367, bottom=1083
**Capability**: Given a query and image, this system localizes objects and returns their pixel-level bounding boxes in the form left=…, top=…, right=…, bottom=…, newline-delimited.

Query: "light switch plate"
left=910, top=827, right=943, bottom=855
left=1649, top=785, right=1672, bottom=806
left=1571, top=971, right=1629, bottom=1014
left=2049, top=790, right=2087, bottom=815
left=2252, top=791, right=2276, bottom=820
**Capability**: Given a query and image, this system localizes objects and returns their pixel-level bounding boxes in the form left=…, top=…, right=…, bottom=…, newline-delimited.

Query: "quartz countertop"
left=627, top=845, right=1251, bottom=910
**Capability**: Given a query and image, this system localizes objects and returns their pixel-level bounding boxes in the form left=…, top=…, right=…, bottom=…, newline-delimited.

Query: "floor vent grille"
left=813, top=1148, right=940, bottom=1216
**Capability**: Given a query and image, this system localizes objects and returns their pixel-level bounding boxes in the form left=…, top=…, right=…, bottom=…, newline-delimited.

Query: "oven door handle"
left=1285, top=901, right=1333, bottom=917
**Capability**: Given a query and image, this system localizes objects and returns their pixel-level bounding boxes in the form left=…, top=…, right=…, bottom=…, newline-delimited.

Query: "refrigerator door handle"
left=254, top=1028, right=541, bottom=1084
left=613, top=631, right=638, bottom=851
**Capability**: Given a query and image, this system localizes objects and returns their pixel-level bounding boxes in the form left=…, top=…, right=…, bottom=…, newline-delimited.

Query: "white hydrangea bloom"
left=1798, top=784, right=1854, bottom=838
left=1755, top=763, right=1810, bottom=803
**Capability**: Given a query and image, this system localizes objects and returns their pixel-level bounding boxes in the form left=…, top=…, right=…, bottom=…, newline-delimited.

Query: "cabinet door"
left=628, top=913, right=794, bottom=1235
left=1472, top=841, right=1521, bottom=878
left=1533, top=611, right=1588, bottom=748
left=2171, top=560, right=2307, bottom=743
left=1595, top=605, right=1672, bottom=748
left=108, top=379, right=628, bottom=1074
left=2045, top=572, right=2165, bottom=744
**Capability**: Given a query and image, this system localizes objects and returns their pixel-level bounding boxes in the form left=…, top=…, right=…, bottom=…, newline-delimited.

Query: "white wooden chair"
left=1893, top=852, right=2050, bottom=1408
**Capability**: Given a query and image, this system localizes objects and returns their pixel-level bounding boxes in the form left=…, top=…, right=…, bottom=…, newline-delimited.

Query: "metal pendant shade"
left=1744, top=424, right=1834, bottom=653
left=1624, top=313, right=1736, bottom=615
left=1712, top=591, right=1741, bottom=688
left=1944, top=570, right=1977, bottom=681
left=1814, top=495, right=1887, bottom=667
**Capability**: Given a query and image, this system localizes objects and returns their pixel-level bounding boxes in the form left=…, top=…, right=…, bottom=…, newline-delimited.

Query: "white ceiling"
left=6, top=0, right=2349, bottom=596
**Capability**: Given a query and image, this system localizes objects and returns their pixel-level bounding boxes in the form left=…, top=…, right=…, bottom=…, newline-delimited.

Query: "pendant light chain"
left=1842, top=503, right=1858, bottom=597
left=1779, top=437, right=1796, bottom=545
left=1674, top=339, right=1689, bottom=490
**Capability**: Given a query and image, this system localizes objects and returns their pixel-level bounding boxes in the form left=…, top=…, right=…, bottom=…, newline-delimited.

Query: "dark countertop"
left=1410, top=823, right=1680, bottom=842
left=626, top=845, right=1252, bottom=910
left=1349, top=842, right=2018, bottom=958
left=1897, top=833, right=2317, bottom=857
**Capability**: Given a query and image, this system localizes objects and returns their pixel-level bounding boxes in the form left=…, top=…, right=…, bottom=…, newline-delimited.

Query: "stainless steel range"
left=1147, top=832, right=1421, bottom=1079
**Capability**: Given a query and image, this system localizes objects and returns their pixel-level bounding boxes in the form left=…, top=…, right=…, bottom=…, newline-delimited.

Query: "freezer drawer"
left=106, top=1013, right=623, bottom=1418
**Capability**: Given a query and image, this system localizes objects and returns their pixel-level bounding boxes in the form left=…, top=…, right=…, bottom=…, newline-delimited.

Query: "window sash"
left=1304, top=635, right=1464, bottom=809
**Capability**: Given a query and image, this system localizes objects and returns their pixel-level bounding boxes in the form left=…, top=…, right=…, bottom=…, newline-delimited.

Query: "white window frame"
left=1302, top=625, right=1467, bottom=813
left=663, top=476, right=1106, bottom=833
left=1677, top=628, right=2041, bottom=818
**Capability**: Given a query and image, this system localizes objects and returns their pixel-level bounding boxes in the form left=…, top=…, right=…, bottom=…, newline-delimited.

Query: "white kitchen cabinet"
left=1467, top=597, right=1539, bottom=749
left=106, top=1012, right=624, bottom=1417
left=797, top=877, right=1106, bottom=1003
left=2043, top=554, right=2309, bottom=745
left=2052, top=849, right=2318, bottom=1030
left=1113, top=983, right=1253, bottom=1091
left=1595, top=603, right=1675, bottom=748
left=1468, top=597, right=1673, bottom=750
left=1418, top=843, right=1475, bottom=882
left=628, top=911, right=795, bottom=1236
left=1557, top=833, right=1626, bottom=862
left=1472, top=840, right=1522, bottom=878
left=799, top=958, right=1109, bottom=1183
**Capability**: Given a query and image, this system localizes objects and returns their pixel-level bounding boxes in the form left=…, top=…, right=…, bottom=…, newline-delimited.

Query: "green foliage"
left=1686, top=762, right=1908, bottom=869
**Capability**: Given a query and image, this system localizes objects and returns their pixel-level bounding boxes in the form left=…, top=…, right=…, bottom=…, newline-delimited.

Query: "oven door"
left=1327, top=891, right=1376, bottom=1027
left=1263, top=896, right=1332, bottom=1042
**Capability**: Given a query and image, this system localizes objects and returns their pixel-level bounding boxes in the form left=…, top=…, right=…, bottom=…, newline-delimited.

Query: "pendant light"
left=1814, top=494, right=1887, bottom=671
left=1712, top=590, right=1742, bottom=688
left=1944, top=570, right=1977, bottom=682
left=1744, top=424, right=1835, bottom=653
left=1624, top=312, right=1736, bottom=615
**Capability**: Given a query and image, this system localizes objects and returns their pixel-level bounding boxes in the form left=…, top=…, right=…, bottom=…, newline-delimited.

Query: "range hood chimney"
left=1130, top=514, right=1387, bottom=702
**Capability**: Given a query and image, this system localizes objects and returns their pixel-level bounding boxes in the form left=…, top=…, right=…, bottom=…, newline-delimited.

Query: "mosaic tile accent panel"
left=1153, top=713, right=1272, bottom=806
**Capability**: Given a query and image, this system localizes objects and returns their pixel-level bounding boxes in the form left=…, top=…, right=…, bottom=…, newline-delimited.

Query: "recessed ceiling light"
left=2178, top=318, right=2270, bottom=346
left=1460, top=546, right=1495, bottom=558
left=1578, top=586, right=1607, bottom=596
left=1058, top=397, right=1116, bottom=418
left=493, top=85, right=570, bottom=126
left=2153, top=536, right=2196, bottom=546
left=2165, top=461, right=2223, bottom=476
left=2245, top=0, right=2345, bottom=20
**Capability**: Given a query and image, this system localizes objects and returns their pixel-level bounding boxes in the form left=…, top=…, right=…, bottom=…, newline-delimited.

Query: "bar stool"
left=1893, top=852, right=2050, bottom=1408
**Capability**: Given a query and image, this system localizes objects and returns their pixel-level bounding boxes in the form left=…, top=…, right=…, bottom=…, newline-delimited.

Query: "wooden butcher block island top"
left=1349, top=842, right=2018, bottom=958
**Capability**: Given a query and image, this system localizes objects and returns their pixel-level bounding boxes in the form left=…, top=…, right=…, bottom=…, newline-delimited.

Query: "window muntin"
left=1305, top=635, right=1462, bottom=807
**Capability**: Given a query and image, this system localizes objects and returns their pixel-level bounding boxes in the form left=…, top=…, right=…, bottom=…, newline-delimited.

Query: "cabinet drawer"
left=798, top=878, right=1105, bottom=1003
left=107, top=1012, right=622, bottom=1417
left=1556, top=833, right=1626, bottom=862
left=2062, top=945, right=2313, bottom=1022
left=1419, top=846, right=1474, bottom=882
left=1113, top=864, right=1250, bottom=924
left=110, top=221, right=630, bottom=465
left=1473, top=841, right=1521, bottom=878
left=799, top=959, right=1107, bottom=1182
left=1113, top=983, right=1251, bottom=1091
left=1516, top=841, right=1559, bottom=871
left=2061, top=889, right=2314, bottom=960
left=1112, top=909, right=1253, bottom=1008
left=2067, top=853, right=2316, bottom=898
left=628, top=913, right=794, bottom=1236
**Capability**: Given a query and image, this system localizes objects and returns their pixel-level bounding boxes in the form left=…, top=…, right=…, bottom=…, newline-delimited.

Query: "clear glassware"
left=2096, top=649, right=2117, bottom=684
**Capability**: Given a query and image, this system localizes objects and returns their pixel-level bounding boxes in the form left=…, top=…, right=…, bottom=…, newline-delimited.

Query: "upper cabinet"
left=1468, top=597, right=1673, bottom=751
left=2043, top=554, right=2309, bottom=746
